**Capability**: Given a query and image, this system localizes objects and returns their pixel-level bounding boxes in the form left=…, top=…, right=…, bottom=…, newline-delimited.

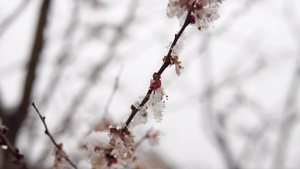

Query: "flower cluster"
left=108, top=127, right=135, bottom=166
left=79, top=125, right=136, bottom=169
left=167, top=0, right=224, bottom=29
left=130, top=87, right=167, bottom=128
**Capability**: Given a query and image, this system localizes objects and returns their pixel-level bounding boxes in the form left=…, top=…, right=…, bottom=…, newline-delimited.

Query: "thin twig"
left=31, top=102, right=78, bottom=169
left=0, top=0, right=31, bottom=38
left=0, top=125, right=28, bottom=169
left=102, top=66, right=123, bottom=119
left=134, top=135, right=147, bottom=150
left=123, top=9, right=193, bottom=129
left=272, top=1, right=300, bottom=168
left=55, top=0, right=139, bottom=135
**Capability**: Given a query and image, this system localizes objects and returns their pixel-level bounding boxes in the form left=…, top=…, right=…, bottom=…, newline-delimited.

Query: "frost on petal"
left=109, top=128, right=135, bottom=167
left=152, top=102, right=165, bottom=123
left=129, top=96, right=149, bottom=128
left=172, top=33, right=185, bottom=56
left=147, top=88, right=167, bottom=123
left=130, top=108, right=148, bottom=128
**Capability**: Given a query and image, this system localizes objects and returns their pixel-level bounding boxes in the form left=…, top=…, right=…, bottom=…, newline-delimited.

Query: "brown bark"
left=0, top=0, right=51, bottom=168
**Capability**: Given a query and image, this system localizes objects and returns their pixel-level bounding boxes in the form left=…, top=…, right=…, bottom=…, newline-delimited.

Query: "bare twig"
left=54, top=0, right=139, bottom=135
left=29, top=1, right=80, bottom=166
left=0, top=125, right=27, bottom=169
left=200, top=35, right=240, bottom=169
left=31, top=102, right=78, bottom=169
left=102, top=66, right=123, bottom=119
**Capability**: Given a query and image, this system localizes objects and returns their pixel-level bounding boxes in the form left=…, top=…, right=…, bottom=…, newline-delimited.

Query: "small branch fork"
left=122, top=9, right=193, bottom=130
left=0, top=125, right=28, bottom=169
left=31, top=102, right=78, bottom=169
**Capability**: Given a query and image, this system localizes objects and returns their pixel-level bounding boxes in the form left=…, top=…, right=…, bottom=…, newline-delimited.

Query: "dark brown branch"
left=30, top=3, right=80, bottom=166
left=1, top=1, right=51, bottom=167
left=31, top=102, right=78, bottom=169
left=123, top=10, right=193, bottom=129
left=0, top=125, right=28, bottom=169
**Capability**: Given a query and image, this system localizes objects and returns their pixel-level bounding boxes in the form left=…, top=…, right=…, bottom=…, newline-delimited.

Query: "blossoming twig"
left=31, top=102, right=78, bottom=169
left=0, top=125, right=28, bottom=169
left=122, top=8, right=193, bottom=130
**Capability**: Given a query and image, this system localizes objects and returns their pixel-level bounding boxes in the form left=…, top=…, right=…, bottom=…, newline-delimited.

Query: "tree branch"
left=123, top=10, right=192, bottom=129
left=1, top=2, right=51, bottom=168
left=0, top=125, right=27, bottom=169
left=31, top=102, right=78, bottom=169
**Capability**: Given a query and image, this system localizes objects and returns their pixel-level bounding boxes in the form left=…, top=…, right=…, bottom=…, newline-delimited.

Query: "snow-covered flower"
left=147, top=87, right=167, bottom=123
left=80, top=131, right=111, bottom=168
left=131, top=80, right=167, bottom=126
left=81, top=127, right=136, bottom=169
left=109, top=127, right=135, bottom=167
left=130, top=96, right=149, bottom=128
left=167, top=0, right=224, bottom=29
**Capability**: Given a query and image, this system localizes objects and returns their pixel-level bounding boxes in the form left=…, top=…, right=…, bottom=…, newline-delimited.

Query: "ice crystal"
left=147, top=88, right=167, bottom=123
left=130, top=96, right=148, bottom=128
left=172, top=34, right=185, bottom=56
left=130, top=87, right=167, bottom=126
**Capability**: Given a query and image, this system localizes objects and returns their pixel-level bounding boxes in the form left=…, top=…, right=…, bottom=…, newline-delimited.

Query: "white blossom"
left=146, top=88, right=167, bottom=123
left=167, top=0, right=224, bottom=29
left=109, top=127, right=135, bottom=167
left=130, top=96, right=148, bottom=128
left=79, top=131, right=111, bottom=169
